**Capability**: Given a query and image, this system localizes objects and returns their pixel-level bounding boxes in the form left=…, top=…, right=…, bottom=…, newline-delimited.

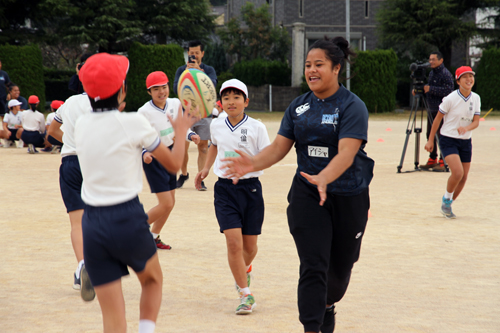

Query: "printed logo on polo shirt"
left=321, top=108, right=339, bottom=130
left=295, top=103, right=310, bottom=116
left=355, top=232, right=363, bottom=239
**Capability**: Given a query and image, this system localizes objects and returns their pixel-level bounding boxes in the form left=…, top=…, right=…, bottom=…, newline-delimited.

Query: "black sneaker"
left=199, top=181, right=207, bottom=191
left=80, top=264, right=96, bottom=302
left=176, top=173, right=189, bottom=189
left=320, top=305, right=335, bottom=333
left=73, top=272, right=81, bottom=290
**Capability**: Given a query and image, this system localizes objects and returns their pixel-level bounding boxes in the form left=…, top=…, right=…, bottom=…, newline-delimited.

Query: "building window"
left=299, top=0, right=304, bottom=18
left=364, top=1, right=369, bottom=18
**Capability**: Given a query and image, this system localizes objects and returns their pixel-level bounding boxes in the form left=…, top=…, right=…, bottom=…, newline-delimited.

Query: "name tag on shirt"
left=224, top=151, right=240, bottom=158
left=160, top=128, right=173, bottom=136
left=308, top=146, right=329, bottom=158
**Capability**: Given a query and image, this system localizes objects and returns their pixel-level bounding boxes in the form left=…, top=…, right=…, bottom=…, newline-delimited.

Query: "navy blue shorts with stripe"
left=6, top=128, right=19, bottom=141
left=143, top=156, right=176, bottom=193
left=214, top=177, right=264, bottom=235
left=82, top=197, right=157, bottom=287
left=59, top=155, right=85, bottom=213
left=439, top=135, right=472, bottom=162
left=21, top=130, right=45, bottom=147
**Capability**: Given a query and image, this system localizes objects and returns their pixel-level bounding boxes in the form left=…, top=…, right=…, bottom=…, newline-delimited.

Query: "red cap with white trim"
left=79, top=53, right=129, bottom=101
left=146, top=71, right=169, bottom=89
left=455, top=66, right=475, bottom=80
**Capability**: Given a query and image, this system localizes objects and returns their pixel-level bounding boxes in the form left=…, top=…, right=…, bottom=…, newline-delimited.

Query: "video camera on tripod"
left=409, top=61, right=430, bottom=95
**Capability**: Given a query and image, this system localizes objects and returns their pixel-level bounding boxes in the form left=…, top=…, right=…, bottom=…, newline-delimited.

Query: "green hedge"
left=350, top=49, right=398, bottom=113
left=0, top=44, right=45, bottom=111
left=127, top=42, right=185, bottom=111
left=475, top=48, right=500, bottom=111
left=232, top=59, right=291, bottom=87
left=44, top=68, right=75, bottom=103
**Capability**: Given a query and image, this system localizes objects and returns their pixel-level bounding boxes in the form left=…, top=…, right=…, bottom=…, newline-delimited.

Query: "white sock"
left=151, top=232, right=158, bottom=239
left=75, top=260, right=84, bottom=279
left=240, top=287, right=251, bottom=296
left=138, top=319, right=155, bottom=333
left=444, top=191, right=454, bottom=200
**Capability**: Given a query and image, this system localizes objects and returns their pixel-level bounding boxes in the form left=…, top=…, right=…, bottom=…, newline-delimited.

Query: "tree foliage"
left=218, top=2, right=291, bottom=63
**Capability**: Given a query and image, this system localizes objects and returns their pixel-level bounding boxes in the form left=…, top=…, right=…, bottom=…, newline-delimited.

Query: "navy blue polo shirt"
left=278, top=85, right=374, bottom=195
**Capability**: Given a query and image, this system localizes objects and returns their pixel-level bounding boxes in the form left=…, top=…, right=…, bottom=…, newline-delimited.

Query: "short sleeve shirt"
left=278, top=85, right=374, bottom=195
left=3, top=110, right=23, bottom=129
left=439, top=90, right=481, bottom=140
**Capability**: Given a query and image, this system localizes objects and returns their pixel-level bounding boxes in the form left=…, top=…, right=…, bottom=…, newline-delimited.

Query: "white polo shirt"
left=75, top=110, right=160, bottom=207
left=137, top=98, right=195, bottom=147
left=3, top=110, right=23, bottom=129
left=21, top=109, right=45, bottom=133
left=45, top=112, right=56, bottom=126
left=210, top=114, right=270, bottom=179
left=54, top=94, right=92, bottom=158
left=439, top=90, right=481, bottom=140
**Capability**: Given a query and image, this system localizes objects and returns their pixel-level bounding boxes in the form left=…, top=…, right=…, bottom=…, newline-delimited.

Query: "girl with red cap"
left=425, top=66, right=481, bottom=219
left=21, top=95, right=49, bottom=153
left=43, top=100, right=64, bottom=152
left=138, top=71, right=200, bottom=250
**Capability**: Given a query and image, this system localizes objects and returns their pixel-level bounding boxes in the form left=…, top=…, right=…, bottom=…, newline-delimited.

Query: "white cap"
left=8, top=99, right=22, bottom=108
left=220, top=79, right=248, bottom=97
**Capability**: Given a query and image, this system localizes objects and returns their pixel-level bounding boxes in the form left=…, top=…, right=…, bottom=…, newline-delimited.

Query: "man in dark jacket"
left=421, top=51, right=454, bottom=170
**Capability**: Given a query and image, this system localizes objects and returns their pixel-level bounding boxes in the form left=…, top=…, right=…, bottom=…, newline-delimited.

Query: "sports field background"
left=1, top=113, right=499, bottom=332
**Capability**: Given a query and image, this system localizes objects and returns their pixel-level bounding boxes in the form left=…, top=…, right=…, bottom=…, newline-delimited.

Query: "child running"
left=138, top=71, right=200, bottom=250
left=195, top=79, right=270, bottom=315
left=75, top=53, right=198, bottom=333
left=425, top=66, right=481, bottom=219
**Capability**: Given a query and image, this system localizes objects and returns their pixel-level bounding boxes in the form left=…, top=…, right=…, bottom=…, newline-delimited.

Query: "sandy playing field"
left=0, top=115, right=499, bottom=333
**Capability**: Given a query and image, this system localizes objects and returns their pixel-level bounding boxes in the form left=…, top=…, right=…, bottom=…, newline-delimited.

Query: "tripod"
left=397, top=91, right=448, bottom=173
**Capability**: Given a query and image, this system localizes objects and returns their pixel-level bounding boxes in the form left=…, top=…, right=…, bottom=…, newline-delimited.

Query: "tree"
left=218, top=2, right=291, bottom=63
left=376, top=0, right=498, bottom=68
left=136, top=0, right=215, bottom=44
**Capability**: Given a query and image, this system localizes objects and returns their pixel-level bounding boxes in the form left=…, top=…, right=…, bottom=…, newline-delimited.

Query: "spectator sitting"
left=1, top=99, right=24, bottom=147
left=69, top=53, right=93, bottom=95
left=7, top=85, right=28, bottom=110
left=21, top=95, right=49, bottom=154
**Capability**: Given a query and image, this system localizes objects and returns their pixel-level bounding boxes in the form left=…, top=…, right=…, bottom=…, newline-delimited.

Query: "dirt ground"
left=0, top=116, right=499, bottom=333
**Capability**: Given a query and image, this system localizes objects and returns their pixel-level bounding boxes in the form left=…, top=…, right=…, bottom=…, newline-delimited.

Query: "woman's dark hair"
left=89, top=81, right=127, bottom=111
left=9, top=84, right=19, bottom=92
left=29, top=104, right=37, bottom=111
left=308, top=36, right=356, bottom=80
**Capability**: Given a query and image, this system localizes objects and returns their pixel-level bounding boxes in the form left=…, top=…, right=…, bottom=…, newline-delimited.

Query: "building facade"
left=226, top=0, right=383, bottom=86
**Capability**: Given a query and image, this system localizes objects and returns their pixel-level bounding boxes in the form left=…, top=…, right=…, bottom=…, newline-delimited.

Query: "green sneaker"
left=235, top=294, right=256, bottom=315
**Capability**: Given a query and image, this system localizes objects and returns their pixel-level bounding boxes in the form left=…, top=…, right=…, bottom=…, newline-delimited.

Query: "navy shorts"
left=48, top=135, right=63, bottom=146
left=21, top=130, right=45, bottom=147
left=439, top=135, right=472, bottom=163
left=143, top=157, right=176, bottom=193
left=82, top=197, right=157, bottom=287
left=59, top=155, right=85, bottom=213
left=214, top=177, right=264, bottom=235
left=6, top=128, right=19, bottom=141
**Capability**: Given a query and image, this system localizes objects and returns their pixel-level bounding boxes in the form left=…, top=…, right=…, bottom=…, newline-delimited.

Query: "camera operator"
left=418, top=51, right=454, bottom=170
left=68, top=53, right=93, bottom=95
left=173, top=40, right=217, bottom=191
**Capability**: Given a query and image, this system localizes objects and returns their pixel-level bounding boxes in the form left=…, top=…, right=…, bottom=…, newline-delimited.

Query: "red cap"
left=28, top=95, right=40, bottom=104
left=51, top=100, right=64, bottom=110
left=146, top=71, right=169, bottom=89
left=455, top=66, right=475, bottom=80
left=216, top=100, right=222, bottom=108
left=79, top=53, right=129, bottom=101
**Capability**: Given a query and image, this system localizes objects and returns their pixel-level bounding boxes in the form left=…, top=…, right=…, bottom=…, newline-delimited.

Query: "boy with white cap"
left=195, top=79, right=270, bottom=315
left=425, top=66, right=481, bottom=219
left=1, top=99, right=23, bottom=146
left=75, top=53, right=199, bottom=333
left=138, top=71, right=200, bottom=250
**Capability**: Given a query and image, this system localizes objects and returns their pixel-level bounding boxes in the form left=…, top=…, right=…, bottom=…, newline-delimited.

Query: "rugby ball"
left=177, top=68, right=216, bottom=118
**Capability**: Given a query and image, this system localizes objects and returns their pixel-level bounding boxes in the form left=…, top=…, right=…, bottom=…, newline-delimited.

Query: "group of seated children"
left=0, top=96, right=64, bottom=153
